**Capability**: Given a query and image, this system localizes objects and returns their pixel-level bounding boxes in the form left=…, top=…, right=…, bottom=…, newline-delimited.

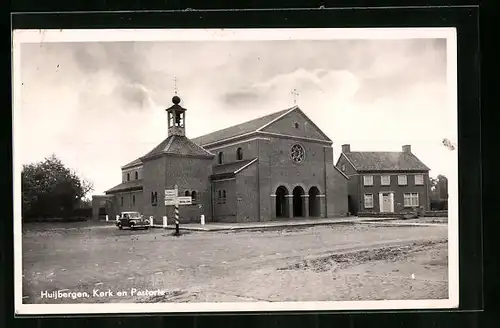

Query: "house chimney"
left=341, top=144, right=351, bottom=153
left=402, top=145, right=411, bottom=153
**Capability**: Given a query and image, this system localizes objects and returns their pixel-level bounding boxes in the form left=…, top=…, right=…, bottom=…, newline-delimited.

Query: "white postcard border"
left=12, top=27, right=459, bottom=315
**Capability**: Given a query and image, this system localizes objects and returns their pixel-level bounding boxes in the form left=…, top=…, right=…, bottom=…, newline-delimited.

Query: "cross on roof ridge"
left=291, top=88, right=299, bottom=105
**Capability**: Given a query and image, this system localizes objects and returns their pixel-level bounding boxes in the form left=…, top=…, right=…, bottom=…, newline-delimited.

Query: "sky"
left=16, top=32, right=456, bottom=195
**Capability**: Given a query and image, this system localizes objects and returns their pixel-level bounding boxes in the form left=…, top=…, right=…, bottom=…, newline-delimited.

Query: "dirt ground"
left=21, top=222, right=448, bottom=304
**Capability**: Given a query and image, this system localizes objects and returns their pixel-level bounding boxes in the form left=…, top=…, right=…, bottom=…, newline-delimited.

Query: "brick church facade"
left=92, top=95, right=349, bottom=223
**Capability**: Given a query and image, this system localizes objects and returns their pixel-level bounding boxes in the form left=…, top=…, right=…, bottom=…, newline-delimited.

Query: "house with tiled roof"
left=92, top=93, right=348, bottom=223
left=335, top=144, right=431, bottom=215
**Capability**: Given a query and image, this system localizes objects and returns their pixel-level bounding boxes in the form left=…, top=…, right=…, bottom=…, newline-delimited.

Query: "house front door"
left=379, top=192, right=394, bottom=213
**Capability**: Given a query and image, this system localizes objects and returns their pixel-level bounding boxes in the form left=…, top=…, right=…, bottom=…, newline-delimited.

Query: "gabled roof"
left=191, top=106, right=296, bottom=146
left=141, top=135, right=214, bottom=161
left=333, top=164, right=349, bottom=179
left=342, top=151, right=430, bottom=172
left=105, top=179, right=143, bottom=194
left=211, top=158, right=258, bottom=180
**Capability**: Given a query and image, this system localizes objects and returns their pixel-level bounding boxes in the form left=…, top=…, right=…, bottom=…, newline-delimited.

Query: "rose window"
left=290, top=144, right=305, bottom=163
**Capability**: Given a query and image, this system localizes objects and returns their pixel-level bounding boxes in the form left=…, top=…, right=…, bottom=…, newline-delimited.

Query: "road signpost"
left=164, top=185, right=192, bottom=234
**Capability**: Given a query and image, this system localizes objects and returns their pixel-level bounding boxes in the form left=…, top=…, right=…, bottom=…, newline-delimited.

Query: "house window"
left=121, top=196, right=124, bottom=206
left=218, top=152, right=223, bottom=164
left=381, top=175, right=391, bottom=186
left=135, top=171, right=139, bottom=180
left=217, top=189, right=227, bottom=204
left=398, top=175, right=408, bottom=185
left=363, top=175, right=373, bottom=186
left=364, top=194, right=374, bottom=209
left=185, top=190, right=190, bottom=197
left=404, top=192, right=419, bottom=207
left=341, top=164, right=346, bottom=172
left=191, top=190, right=197, bottom=204
left=127, top=173, right=130, bottom=181
left=132, top=195, right=136, bottom=206
left=236, top=147, right=243, bottom=161
left=294, top=122, right=299, bottom=129
left=415, top=174, right=424, bottom=185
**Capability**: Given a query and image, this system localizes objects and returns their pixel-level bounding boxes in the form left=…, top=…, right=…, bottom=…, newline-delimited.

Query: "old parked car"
left=117, top=211, right=150, bottom=230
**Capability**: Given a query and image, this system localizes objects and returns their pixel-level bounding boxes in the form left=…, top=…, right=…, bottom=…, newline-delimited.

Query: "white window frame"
left=381, top=175, right=391, bottom=186
left=414, top=174, right=424, bottom=185
left=364, top=193, right=374, bottom=209
left=363, top=175, right=374, bottom=186
left=403, top=192, right=419, bottom=207
left=398, top=175, right=408, bottom=186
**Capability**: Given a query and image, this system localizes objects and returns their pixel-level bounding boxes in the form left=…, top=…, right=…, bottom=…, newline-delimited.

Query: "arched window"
left=222, top=190, right=226, bottom=204
left=127, top=173, right=130, bottom=181
left=191, top=190, right=197, bottom=204
left=121, top=196, right=124, bottom=206
left=132, top=195, right=136, bottom=206
left=218, top=152, right=223, bottom=164
left=135, top=171, right=139, bottom=180
left=236, top=147, right=243, bottom=160
left=152, top=191, right=158, bottom=205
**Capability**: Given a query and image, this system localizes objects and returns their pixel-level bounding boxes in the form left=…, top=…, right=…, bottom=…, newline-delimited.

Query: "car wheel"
left=144, top=227, right=149, bottom=230
left=118, top=224, right=123, bottom=230
left=130, top=223, right=135, bottom=230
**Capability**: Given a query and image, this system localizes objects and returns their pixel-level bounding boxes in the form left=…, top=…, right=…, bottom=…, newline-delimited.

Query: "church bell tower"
left=166, top=95, right=186, bottom=137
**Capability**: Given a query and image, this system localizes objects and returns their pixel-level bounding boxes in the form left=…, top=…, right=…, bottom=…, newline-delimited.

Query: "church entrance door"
left=292, top=186, right=305, bottom=217
left=308, top=187, right=320, bottom=217
left=275, top=186, right=289, bottom=218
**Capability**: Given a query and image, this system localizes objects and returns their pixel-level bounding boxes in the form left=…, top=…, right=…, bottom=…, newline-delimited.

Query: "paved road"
left=22, top=222, right=448, bottom=304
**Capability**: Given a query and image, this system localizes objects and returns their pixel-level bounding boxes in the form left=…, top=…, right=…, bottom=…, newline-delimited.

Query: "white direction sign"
left=177, top=196, right=192, bottom=205
left=164, top=189, right=178, bottom=206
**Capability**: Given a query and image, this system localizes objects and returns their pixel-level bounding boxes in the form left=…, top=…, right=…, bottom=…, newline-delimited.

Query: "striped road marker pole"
left=174, top=204, right=180, bottom=235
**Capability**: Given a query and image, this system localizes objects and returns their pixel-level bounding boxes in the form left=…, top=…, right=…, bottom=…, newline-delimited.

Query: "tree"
left=429, top=174, right=448, bottom=210
left=21, top=154, right=94, bottom=218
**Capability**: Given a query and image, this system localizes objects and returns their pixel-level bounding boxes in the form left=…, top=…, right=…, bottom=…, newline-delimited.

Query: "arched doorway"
left=292, top=186, right=305, bottom=217
left=275, top=186, right=289, bottom=218
left=309, top=187, right=320, bottom=217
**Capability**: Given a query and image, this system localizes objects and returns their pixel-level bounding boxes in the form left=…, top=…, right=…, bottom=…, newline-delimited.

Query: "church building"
left=92, top=94, right=349, bottom=223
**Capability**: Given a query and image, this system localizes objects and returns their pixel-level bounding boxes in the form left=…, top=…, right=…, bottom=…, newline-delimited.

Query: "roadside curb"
left=149, top=217, right=407, bottom=232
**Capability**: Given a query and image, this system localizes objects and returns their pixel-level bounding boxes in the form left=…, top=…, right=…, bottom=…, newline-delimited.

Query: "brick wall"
left=212, top=178, right=237, bottom=222
left=336, top=154, right=361, bottom=214
left=142, top=156, right=167, bottom=222
left=260, top=109, right=330, bottom=142
left=122, top=165, right=143, bottom=183
left=165, top=156, right=214, bottom=223
left=324, top=147, right=348, bottom=217
left=205, top=139, right=259, bottom=165
left=258, top=136, right=331, bottom=219
left=236, top=161, right=259, bottom=222
left=358, top=173, right=430, bottom=213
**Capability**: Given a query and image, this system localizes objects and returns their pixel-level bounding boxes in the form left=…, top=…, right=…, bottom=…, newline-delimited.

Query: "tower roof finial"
left=172, top=76, right=181, bottom=104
